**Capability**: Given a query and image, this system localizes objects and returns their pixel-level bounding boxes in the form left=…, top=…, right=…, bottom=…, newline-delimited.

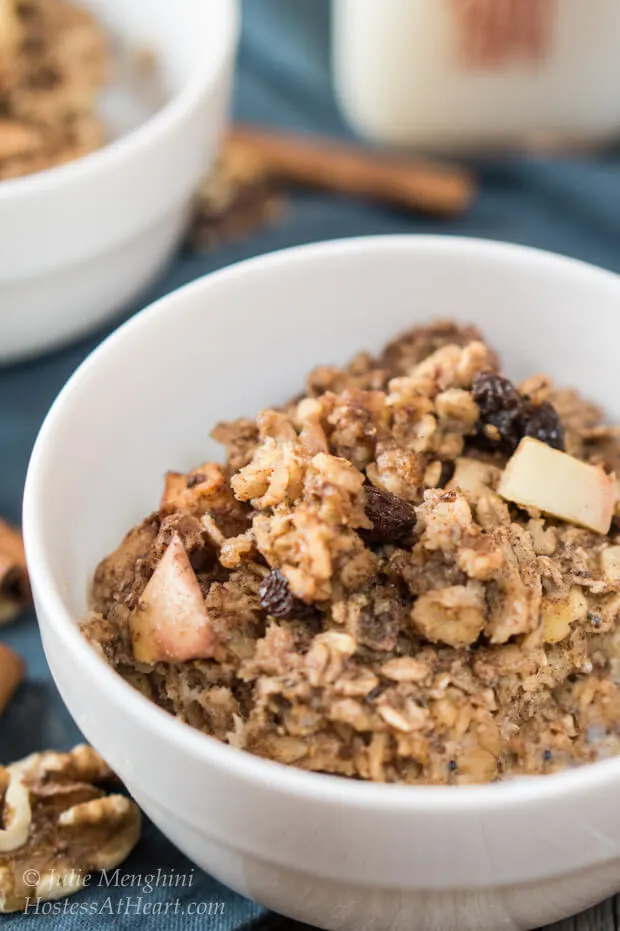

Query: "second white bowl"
left=0, top=0, right=239, bottom=364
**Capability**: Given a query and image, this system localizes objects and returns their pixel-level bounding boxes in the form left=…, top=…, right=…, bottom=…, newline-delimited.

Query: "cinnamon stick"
left=0, top=519, right=32, bottom=626
left=227, top=125, right=475, bottom=217
left=190, top=139, right=284, bottom=249
left=0, top=643, right=24, bottom=717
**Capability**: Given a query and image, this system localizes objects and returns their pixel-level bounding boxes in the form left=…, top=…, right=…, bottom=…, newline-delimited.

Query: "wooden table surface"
left=546, top=900, right=619, bottom=931
left=248, top=898, right=620, bottom=930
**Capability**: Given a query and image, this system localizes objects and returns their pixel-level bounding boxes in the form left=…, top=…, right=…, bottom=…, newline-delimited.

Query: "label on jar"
left=450, top=0, right=557, bottom=68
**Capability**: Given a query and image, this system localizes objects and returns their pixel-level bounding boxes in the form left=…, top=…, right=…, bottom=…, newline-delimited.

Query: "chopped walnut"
left=412, top=583, right=486, bottom=647
left=296, top=397, right=329, bottom=456
left=232, top=411, right=307, bottom=508
left=0, top=745, right=140, bottom=913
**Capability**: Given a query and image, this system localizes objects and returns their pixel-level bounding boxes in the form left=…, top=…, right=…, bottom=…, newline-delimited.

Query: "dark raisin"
left=260, top=570, right=316, bottom=621
left=522, top=401, right=565, bottom=451
left=473, top=371, right=521, bottom=412
left=472, top=371, right=524, bottom=452
left=186, top=472, right=206, bottom=489
left=447, top=759, right=458, bottom=772
left=472, top=371, right=565, bottom=453
left=543, top=748, right=552, bottom=762
left=609, top=516, right=620, bottom=537
left=361, top=485, right=416, bottom=545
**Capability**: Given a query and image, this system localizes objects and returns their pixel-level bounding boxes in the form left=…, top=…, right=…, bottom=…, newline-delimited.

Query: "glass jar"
left=332, top=0, right=620, bottom=151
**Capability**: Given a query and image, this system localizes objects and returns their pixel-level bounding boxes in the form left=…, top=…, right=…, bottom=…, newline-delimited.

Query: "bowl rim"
left=0, top=0, right=239, bottom=204
left=23, top=234, right=620, bottom=814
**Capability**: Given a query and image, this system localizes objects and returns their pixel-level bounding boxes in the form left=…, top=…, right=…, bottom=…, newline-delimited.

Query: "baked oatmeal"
left=0, top=0, right=108, bottom=180
left=83, top=321, right=620, bottom=785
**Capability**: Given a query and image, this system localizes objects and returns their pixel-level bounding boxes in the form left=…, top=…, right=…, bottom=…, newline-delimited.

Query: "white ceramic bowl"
left=0, top=0, right=239, bottom=364
left=23, top=237, right=620, bottom=931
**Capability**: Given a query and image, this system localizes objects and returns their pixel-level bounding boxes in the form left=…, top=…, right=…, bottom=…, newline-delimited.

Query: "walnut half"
left=0, top=745, right=141, bottom=913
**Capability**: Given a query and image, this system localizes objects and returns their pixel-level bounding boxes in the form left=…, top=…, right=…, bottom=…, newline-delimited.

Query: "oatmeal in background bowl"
left=83, top=319, right=620, bottom=785
left=0, top=0, right=108, bottom=180
left=0, top=0, right=165, bottom=181
left=0, top=0, right=238, bottom=363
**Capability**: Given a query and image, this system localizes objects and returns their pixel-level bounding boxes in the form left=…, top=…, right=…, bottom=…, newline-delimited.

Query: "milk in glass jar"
left=333, top=0, right=620, bottom=150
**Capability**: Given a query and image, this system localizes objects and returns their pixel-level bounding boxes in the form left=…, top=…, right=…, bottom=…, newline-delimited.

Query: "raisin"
left=260, top=570, right=317, bottom=621
left=472, top=371, right=565, bottom=453
left=361, top=485, right=416, bottom=545
left=472, top=371, right=524, bottom=452
left=522, top=401, right=565, bottom=451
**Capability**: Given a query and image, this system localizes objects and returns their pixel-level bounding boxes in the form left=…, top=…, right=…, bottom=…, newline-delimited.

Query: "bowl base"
left=0, top=204, right=188, bottom=365
left=136, top=791, right=620, bottom=931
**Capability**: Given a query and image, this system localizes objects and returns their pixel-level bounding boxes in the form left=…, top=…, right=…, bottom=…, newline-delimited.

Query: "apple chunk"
left=498, top=438, right=616, bottom=534
left=130, top=533, right=214, bottom=664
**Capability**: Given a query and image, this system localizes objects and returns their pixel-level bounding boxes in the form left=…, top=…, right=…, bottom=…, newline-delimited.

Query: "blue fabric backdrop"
left=2, top=0, right=620, bottom=927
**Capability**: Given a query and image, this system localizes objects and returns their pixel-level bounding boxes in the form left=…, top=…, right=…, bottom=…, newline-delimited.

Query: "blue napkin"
left=3, top=0, right=620, bottom=927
